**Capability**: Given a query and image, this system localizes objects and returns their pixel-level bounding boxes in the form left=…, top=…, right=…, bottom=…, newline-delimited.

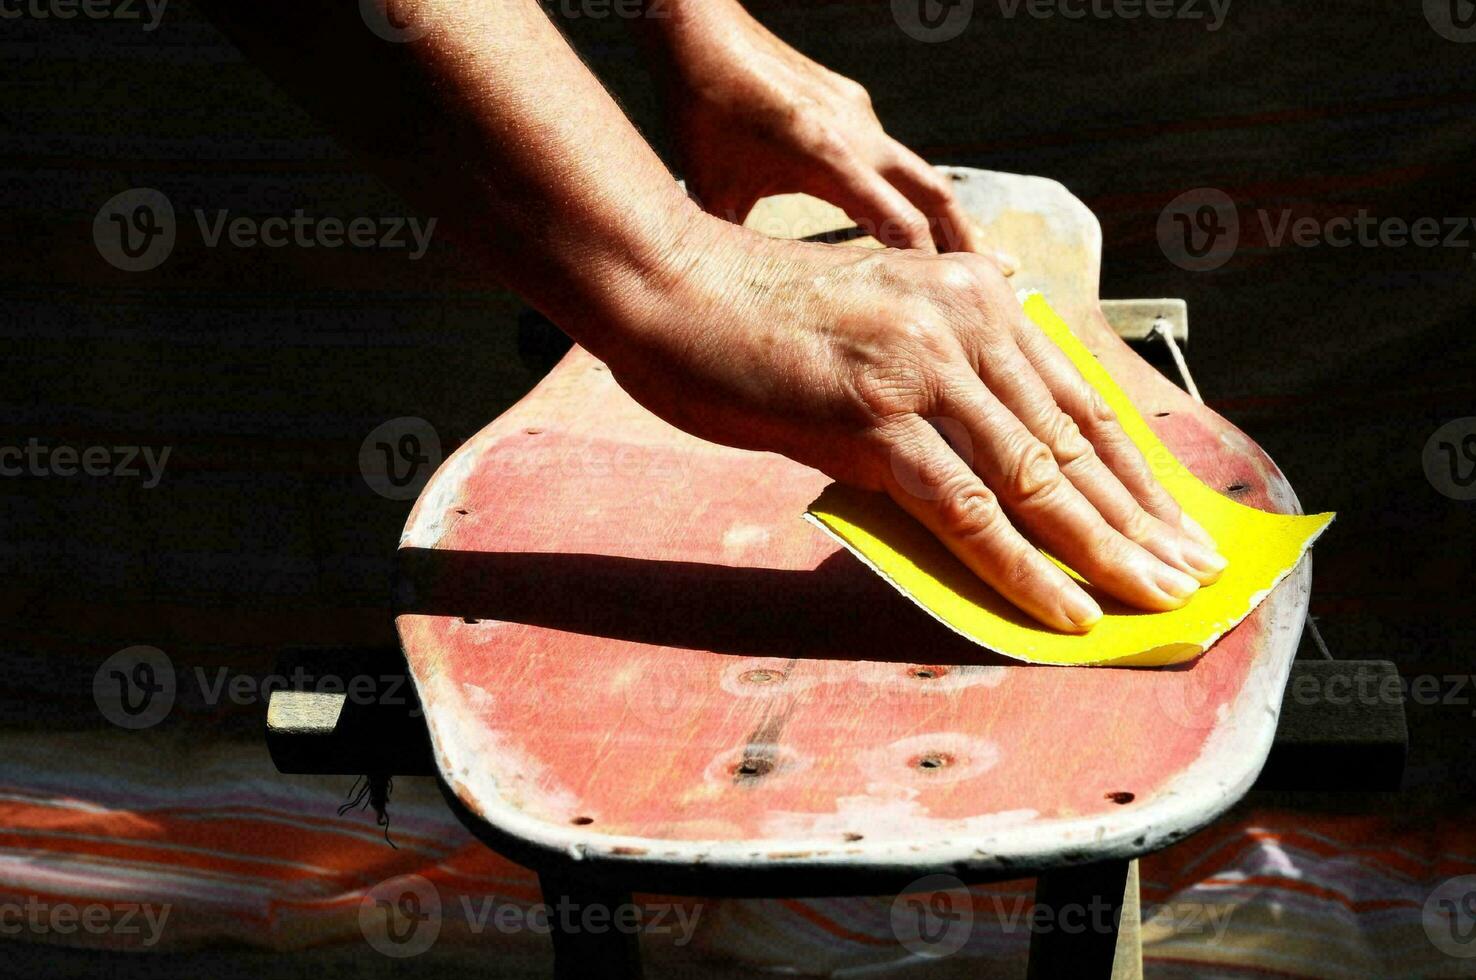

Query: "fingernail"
left=1180, top=539, right=1229, bottom=580
left=1156, top=565, right=1200, bottom=602
left=994, top=250, right=1020, bottom=276
left=1179, top=512, right=1217, bottom=549
left=1062, top=589, right=1102, bottom=630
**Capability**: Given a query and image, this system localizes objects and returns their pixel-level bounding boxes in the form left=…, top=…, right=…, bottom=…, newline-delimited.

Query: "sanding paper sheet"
left=805, top=293, right=1333, bottom=667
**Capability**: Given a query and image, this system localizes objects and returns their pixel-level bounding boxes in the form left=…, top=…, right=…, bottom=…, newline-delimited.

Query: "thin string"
left=339, top=775, right=398, bottom=848
left=1152, top=319, right=1203, bottom=404
left=1305, top=614, right=1336, bottom=661
left=1153, top=321, right=1334, bottom=661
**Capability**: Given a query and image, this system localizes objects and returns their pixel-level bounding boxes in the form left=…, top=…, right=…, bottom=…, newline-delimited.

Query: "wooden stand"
left=265, top=177, right=1409, bottom=977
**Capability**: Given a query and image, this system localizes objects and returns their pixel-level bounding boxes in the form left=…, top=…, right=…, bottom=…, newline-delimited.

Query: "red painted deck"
left=395, top=173, right=1311, bottom=881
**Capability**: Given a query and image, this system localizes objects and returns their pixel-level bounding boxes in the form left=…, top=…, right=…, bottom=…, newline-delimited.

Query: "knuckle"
left=840, top=76, right=872, bottom=106
left=1007, top=438, right=1063, bottom=504
left=1081, top=389, right=1118, bottom=429
left=1000, top=547, right=1039, bottom=594
left=949, top=261, right=1014, bottom=317
left=978, top=266, right=1019, bottom=305
left=1098, top=528, right=1145, bottom=570
left=1047, top=414, right=1095, bottom=466
left=854, top=365, right=926, bottom=420
left=933, top=256, right=981, bottom=294
left=935, top=484, right=1002, bottom=540
left=1120, top=505, right=1159, bottom=543
left=797, top=112, right=845, bottom=155
left=887, top=441, right=956, bottom=499
left=1154, top=494, right=1183, bottom=518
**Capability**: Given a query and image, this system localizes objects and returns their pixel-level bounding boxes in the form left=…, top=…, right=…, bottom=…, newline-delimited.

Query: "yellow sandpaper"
left=805, top=293, right=1333, bottom=667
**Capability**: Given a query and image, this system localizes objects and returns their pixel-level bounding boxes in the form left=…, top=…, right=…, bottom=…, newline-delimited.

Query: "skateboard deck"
left=394, top=169, right=1314, bottom=892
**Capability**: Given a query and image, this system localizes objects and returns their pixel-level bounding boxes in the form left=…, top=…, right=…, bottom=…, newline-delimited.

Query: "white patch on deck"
left=462, top=682, right=496, bottom=714
left=761, top=784, right=1036, bottom=840
left=703, top=744, right=812, bottom=786
left=721, top=524, right=770, bottom=555
left=719, top=658, right=817, bottom=699
left=854, top=732, right=1003, bottom=787
left=455, top=618, right=507, bottom=646
left=425, top=672, right=584, bottom=824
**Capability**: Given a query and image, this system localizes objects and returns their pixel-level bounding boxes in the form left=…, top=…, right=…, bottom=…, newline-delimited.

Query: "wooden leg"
left=1026, top=859, right=1141, bottom=980
left=1115, top=860, right=1143, bottom=980
left=537, top=869, right=644, bottom=980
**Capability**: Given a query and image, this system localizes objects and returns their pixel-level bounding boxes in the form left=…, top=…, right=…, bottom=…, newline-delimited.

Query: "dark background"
left=2, top=0, right=1473, bottom=951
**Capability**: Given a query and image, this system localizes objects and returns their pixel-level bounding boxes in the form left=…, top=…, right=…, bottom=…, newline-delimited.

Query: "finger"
left=882, top=145, right=1018, bottom=272
left=814, top=149, right=936, bottom=252
left=936, top=362, right=1202, bottom=611
left=1010, top=316, right=1221, bottom=553
left=957, top=283, right=1224, bottom=582
left=879, top=414, right=1102, bottom=632
left=982, top=334, right=1226, bottom=585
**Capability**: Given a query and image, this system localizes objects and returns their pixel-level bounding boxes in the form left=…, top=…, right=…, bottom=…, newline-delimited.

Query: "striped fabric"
left=2, top=729, right=1469, bottom=977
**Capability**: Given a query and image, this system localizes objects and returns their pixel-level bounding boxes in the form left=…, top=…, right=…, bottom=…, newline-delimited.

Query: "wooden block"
left=1100, top=298, right=1189, bottom=344
left=1255, top=659, right=1407, bottom=792
left=265, top=673, right=430, bottom=773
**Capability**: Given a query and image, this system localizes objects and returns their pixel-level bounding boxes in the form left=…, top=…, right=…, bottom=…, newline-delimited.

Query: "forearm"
left=198, top=0, right=710, bottom=357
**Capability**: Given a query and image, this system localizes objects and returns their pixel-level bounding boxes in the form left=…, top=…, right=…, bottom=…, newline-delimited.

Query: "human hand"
left=649, top=1, right=1001, bottom=257
left=600, top=218, right=1226, bottom=632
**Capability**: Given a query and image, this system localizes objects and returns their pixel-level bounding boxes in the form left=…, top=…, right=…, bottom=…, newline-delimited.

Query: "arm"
left=200, top=0, right=1224, bottom=630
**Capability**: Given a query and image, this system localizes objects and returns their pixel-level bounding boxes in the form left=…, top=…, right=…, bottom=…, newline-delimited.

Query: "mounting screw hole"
left=1106, top=791, right=1135, bottom=805
left=740, top=669, right=784, bottom=685
left=570, top=815, right=594, bottom=825
left=732, top=757, right=775, bottom=779
left=908, top=665, right=948, bottom=680
left=913, top=752, right=954, bottom=771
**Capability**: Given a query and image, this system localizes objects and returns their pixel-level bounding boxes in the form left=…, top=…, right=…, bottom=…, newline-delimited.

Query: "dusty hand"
left=653, top=3, right=997, bottom=255
left=604, top=220, right=1226, bottom=632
